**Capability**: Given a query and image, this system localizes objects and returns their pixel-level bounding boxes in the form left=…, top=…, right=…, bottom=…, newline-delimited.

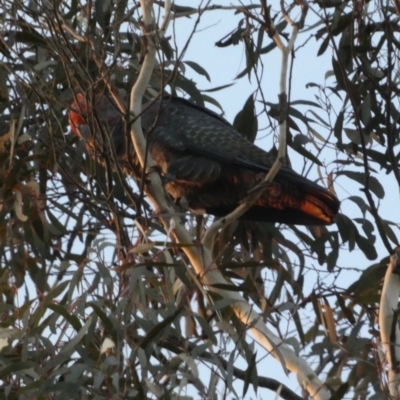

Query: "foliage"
left=0, top=0, right=398, bottom=398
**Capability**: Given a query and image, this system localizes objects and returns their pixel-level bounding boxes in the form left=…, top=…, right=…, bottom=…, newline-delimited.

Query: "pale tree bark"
left=379, top=248, right=400, bottom=398
left=129, top=1, right=331, bottom=399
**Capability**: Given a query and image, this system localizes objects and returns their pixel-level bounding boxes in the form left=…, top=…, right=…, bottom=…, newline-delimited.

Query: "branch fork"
left=128, top=1, right=330, bottom=399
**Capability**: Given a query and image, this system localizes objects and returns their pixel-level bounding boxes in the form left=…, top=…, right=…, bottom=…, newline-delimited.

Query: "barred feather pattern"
left=69, top=94, right=340, bottom=225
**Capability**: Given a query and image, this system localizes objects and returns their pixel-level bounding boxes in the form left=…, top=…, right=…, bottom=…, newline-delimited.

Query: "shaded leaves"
left=0, top=1, right=397, bottom=399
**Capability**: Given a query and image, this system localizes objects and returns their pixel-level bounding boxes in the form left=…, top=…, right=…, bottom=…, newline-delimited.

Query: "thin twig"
left=323, top=16, right=393, bottom=254
left=202, top=24, right=299, bottom=250
left=128, top=2, right=331, bottom=398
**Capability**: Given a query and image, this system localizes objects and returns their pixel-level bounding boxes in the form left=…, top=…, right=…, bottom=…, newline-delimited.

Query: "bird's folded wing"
left=142, top=98, right=338, bottom=209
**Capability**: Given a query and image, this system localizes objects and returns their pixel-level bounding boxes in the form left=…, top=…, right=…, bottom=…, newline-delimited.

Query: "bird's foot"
left=147, top=166, right=176, bottom=185
left=160, top=172, right=177, bottom=186
left=146, top=165, right=167, bottom=185
left=146, top=165, right=163, bottom=176
left=151, top=207, right=171, bottom=220
left=175, top=196, right=189, bottom=211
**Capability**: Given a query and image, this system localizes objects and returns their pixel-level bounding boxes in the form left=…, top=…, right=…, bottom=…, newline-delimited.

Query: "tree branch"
left=323, top=12, right=393, bottom=255
left=202, top=5, right=299, bottom=255
left=190, top=342, right=304, bottom=400
left=129, top=2, right=330, bottom=399
left=379, top=247, right=400, bottom=397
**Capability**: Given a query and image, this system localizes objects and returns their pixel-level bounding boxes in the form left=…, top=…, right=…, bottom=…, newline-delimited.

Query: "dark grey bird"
left=69, top=93, right=340, bottom=225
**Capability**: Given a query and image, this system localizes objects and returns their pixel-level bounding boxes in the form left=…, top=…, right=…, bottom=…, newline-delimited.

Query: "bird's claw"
left=147, top=165, right=162, bottom=176
left=161, top=173, right=177, bottom=185
left=175, top=196, right=189, bottom=210
left=146, top=166, right=177, bottom=186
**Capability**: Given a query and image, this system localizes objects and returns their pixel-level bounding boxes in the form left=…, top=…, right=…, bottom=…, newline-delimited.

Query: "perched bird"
left=69, top=92, right=340, bottom=225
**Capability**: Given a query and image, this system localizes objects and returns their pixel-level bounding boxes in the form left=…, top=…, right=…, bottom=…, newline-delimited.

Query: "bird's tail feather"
left=256, top=169, right=340, bottom=225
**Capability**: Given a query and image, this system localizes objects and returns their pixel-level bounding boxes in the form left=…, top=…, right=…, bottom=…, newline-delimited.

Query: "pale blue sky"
left=165, top=2, right=398, bottom=398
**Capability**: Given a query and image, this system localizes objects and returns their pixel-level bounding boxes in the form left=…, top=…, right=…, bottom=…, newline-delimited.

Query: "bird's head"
left=69, top=93, right=91, bottom=138
left=69, top=92, right=124, bottom=141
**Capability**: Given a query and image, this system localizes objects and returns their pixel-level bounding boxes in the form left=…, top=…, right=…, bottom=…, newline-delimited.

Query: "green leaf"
left=202, top=83, right=235, bottom=93
left=356, top=234, right=377, bottom=260
left=326, top=233, right=339, bottom=271
left=185, top=61, right=211, bottom=82
left=289, top=142, right=323, bottom=166
left=336, top=294, right=356, bottom=324
left=95, top=0, right=111, bottom=32
left=347, top=260, right=387, bottom=297
left=61, top=316, right=93, bottom=355
left=46, top=304, right=82, bottom=332
left=348, top=195, right=369, bottom=214
left=381, top=219, right=399, bottom=245
left=336, top=213, right=357, bottom=251
left=259, top=42, right=277, bottom=54
left=202, top=94, right=224, bottom=112
left=361, top=93, right=371, bottom=126
left=233, top=93, right=257, bottom=142
left=332, top=57, right=347, bottom=91
left=354, top=218, right=375, bottom=243
left=267, top=104, right=301, bottom=132
left=236, top=64, right=252, bottom=80
left=139, top=309, right=182, bottom=349
left=243, top=351, right=258, bottom=397
left=288, top=292, right=305, bottom=346
left=88, top=302, right=116, bottom=335
left=317, top=35, right=330, bottom=56
left=175, top=74, right=204, bottom=106
left=291, top=100, right=322, bottom=108
left=338, top=171, right=385, bottom=199
left=194, top=316, right=217, bottom=345
left=293, top=133, right=310, bottom=146
left=0, top=361, right=37, bottom=377
left=334, top=110, right=344, bottom=143
left=154, top=1, right=196, bottom=13
left=308, top=110, right=330, bottom=127
left=160, top=36, right=174, bottom=60
left=215, top=26, right=245, bottom=48
left=45, top=280, right=71, bottom=303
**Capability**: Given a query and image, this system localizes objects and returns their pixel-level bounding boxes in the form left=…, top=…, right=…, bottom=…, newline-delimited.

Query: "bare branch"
left=323, top=15, right=393, bottom=254
left=202, top=12, right=299, bottom=250
left=182, top=341, right=304, bottom=400
left=128, top=2, right=330, bottom=398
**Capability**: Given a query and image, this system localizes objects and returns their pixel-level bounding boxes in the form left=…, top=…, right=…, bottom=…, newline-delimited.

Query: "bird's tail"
left=253, top=171, right=340, bottom=225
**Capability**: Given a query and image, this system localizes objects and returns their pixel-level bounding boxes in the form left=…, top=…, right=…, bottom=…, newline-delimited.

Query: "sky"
left=166, top=3, right=334, bottom=398
left=10, top=1, right=397, bottom=398
left=162, top=1, right=399, bottom=398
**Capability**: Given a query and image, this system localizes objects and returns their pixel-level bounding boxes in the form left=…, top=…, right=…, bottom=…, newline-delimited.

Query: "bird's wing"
left=141, top=98, right=339, bottom=213
left=142, top=97, right=275, bottom=172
